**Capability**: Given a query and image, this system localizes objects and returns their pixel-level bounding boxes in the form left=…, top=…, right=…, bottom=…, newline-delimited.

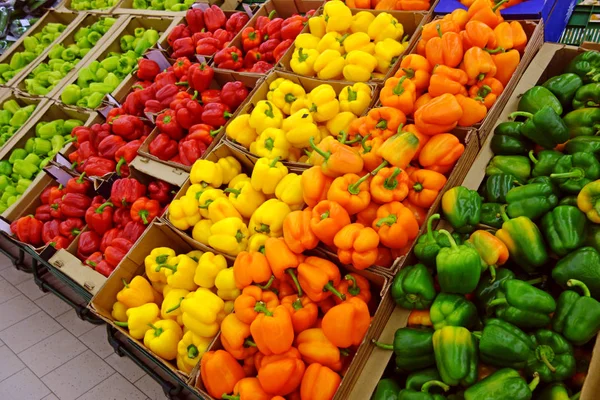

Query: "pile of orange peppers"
left=346, top=0, right=431, bottom=11
left=379, top=0, right=529, bottom=131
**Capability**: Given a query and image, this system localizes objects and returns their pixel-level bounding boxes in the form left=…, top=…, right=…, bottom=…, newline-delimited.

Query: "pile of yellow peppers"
left=226, top=80, right=372, bottom=162
left=168, top=155, right=304, bottom=255
left=288, top=1, right=409, bottom=81
left=111, top=248, right=238, bottom=375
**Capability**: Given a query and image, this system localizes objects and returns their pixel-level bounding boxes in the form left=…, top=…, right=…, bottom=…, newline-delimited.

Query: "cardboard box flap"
left=130, top=156, right=189, bottom=187
left=48, top=250, right=106, bottom=294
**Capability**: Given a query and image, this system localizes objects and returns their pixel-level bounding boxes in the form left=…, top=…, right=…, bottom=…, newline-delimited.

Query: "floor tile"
left=55, top=310, right=95, bottom=337
left=1, top=267, right=31, bottom=286
left=77, top=373, right=146, bottom=400
left=42, top=350, right=114, bottom=400
left=0, top=368, right=50, bottom=400
left=0, top=311, right=62, bottom=353
left=104, top=353, right=146, bottom=383
left=0, top=277, right=20, bottom=304
left=41, top=394, right=59, bottom=400
left=135, top=374, right=168, bottom=400
left=15, top=278, right=45, bottom=301
left=18, top=329, right=87, bottom=378
left=79, top=325, right=114, bottom=358
left=0, top=294, right=41, bottom=331
left=0, top=345, right=25, bottom=381
left=35, top=293, right=72, bottom=318
left=0, top=253, right=14, bottom=273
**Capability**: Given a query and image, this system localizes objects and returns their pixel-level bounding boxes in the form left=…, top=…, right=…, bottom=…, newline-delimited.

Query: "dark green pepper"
left=435, top=230, right=482, bottom=294
left=510, top=107, right=568, bottom=150
left=572, top=83, right=600, bottom=109
left=585, top=224, right=600, bottom=252
left=540, top=205, right=587, bottom=256
left=553, top=247, right=600, bottom=300
left=391, top=263, right=436, bottom=310
left=529, top=150, right=563, bottom=177
left=552, top=279, right=600, bottom=346
left=481, top=173, right=518, bottom=203
left=563, top=107, right=600, bottom=137
left=372, top=328, right=435, bottom=372
left=505, top=181, right=558, bottom=220
left=518, top=86, right=563, bottom=115
left=485, top=155, right=531, bottom=183
left=526, top=329, right=575, bottom=383
left=475, top=269, right=516, bottom=311
left=474, top=318, right=534, bottom=369
left=441, top=187, right=481, bottom=233
left=565, top=51, right=600, bottom=83
left=372, top=378, right=401, bottom=400
left=559, top=196, right=578, bottom=206
left=542, top=73, right=583, bottom=109
left=405, top=368, right=442, bottom=392
left=432, top=326, right=477, bottom=387
left=537, top=383, right=580, bottom=400
left=490, top=121, right=531, bottom=156
left=464, top=368, right=539, bottom=400
left=551, top=152, right=600, bottom=194
left=429, top=293, right=478, bottom=330
left=480, top=202, right=503, bottom=228
left=397, top=381, right=449, bottom=400
left=564, top=136, right=600, bottom=156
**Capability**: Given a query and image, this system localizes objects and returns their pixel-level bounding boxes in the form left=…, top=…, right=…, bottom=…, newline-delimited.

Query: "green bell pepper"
left=16, top=178, right=32, bottom=194
left=485, top=155, right=531, bottom=183
left=3, top=100, right=20, bottom=114
left=12, top=159, right=38, bottom=179
left=0, top=175, right=10, bottom=191
left=414, top=214, right=454, bottom=267
left=61, top=84, right=81, bottom=105
left=490, top=121, right=531, bottom=156
left=565, top=51, right=600, bottom=83
left=481, top=173, right=519, bottom=203
left=397, top=381, right=450, bottom=400
left=529, top=150, right=565, bottom=177
left=120, top=35, right=135, bottom=52
left=488, top=279, right=556, bottom=329
left=510, top=107, right=568, bottom=150
left=441, top=187, right=481, bottom=233
left=565, top=135, right=600, bottom=156
left=436, top=230, right=481, bottom=294
left=372, top=328, right=435, bottom=372
left=553, top=246, right=600, bottom=299
left=550, top=152, right=600, bottom=194
left=518, top=86, right=563, bottom=115
left=406, top=368, right=442, bottom=392
left=0, top=160, right=11, bottom=176
left=87, top=31, right=102, bottom=46
left=32, top=138, right=52, bottom=155
left=430, top=293, right=478, bottom=330
left=373, top=379, right=400, bottom=400
left=464, top=368, right=539, bottom=400
left=64, top=120, right=83, bottom=134
left=537, top=383, right=580, bottom=400
left=100, top=56, right=119, bottom=72
left=8, top=148, right=28, bottom=164
left=87, top=92, right=105, bottom=109
left=23, top=153, right=41, bottom=167
left=586, top=224, right=600, bottom=253
left=552, top=279, right=600, bottom=346
left=505, top=180, right=558, bottom=220
left=559, top=196, right=578, bottom=206
left=10, top=105, right=35, bottom=128
left=563, top=107, right=600, bottom=137
left=540, top=205, right=586, bottom=256
left=542, top=73, right=583, bottom=109
left=474, top=318, right=535, bottom=369
left=572, top=83, right=600, bottom=109
left=39, top=158, right=51, bottom=170
left=432, top=326, right=477, bottom=387
left=37, top=120, right=64, bottom=139
left=0, top=109, right=11, bottom=125
left=134, top=38, right=151, bottom=56
left=24, top=138, right=35, bottom=154
left=391, top=263, right=436, bottom=310
left=526, top=329, right=575, bottom=383
left=480, top=202, right=503, bottom=228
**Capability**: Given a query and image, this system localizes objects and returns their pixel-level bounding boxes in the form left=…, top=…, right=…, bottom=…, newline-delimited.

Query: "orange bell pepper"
left=333, top=223, right=380, bottom=270
left=379, top=76, right=417, bottom=116
left=257, top=348, right=305, bottom=396
left=308, top=136, right=364, bottom=178
left=250, top=304, right=294, bottom=355
left=358, top=134, right=385, bottom=172
left=492, top=49, right=520, bottom=87
left=234, top=285, right=280, bottom=324
left=375, top=0, right=395, bottom=9
left=493, top=21, right=526, bottom=52
left=297, top=328, right=343, bottom=371
left=300, top=363, right=341, bottom=400
left=461, top=20, right=497, bottom=50
left=355, top=202, right=380, bottom=227
left=403, top=124, right=429, bottom=159
left=346, top=0, right=371, bottom=7
left=467, top=0, right=506, bottom=28
left=310, top=200, right=351, bottom=247
left=456, top=94, right=488, bottom=126
left=395, top=54, right=432, bottom=92
left=297, top=256, right=345, bottom=302
left=318, top=297, right=336, bottom=315
left=372, top=201, right=419, bottom=249
left=425, top=30, right=463, bottom=68
left=348, top=117, right=366, bottom=142
left=414, top=93, right=463, bottom=135
left=407, top=309, right=433, bottom=327
left=233, top=251, right=273, bottom=289
left=418, top=133, right=465, bottom=174
left=302, top=166, right=333, bottom=207
left=468, top=77, right=504, bottom=109
left=283, top=209, right=319, bottom=254
left=370, top=167, right=409, bottom=203
left=376, top=246, right=395, bottom=268
left=264, top=237, right=303, bottom=294
left=242, top=355, right=256, bottom=377
left=421, top=20, right=460, bottom=42
left=376, top=129, right=420, bottom=169
left=395, top=0, right=430, bottom=10
left=429, top=65, right=469, bottom=97
left=281, top=294, right=318, bottom=333
left=466, top=229, right=509, bottom=281
left=335, top=273, right=372, bottom=304
left=327, top=173, right=371, bottom=215
left=273, top=277, right=297, bottom=299
left=223, top=377, right=270, bottom=400
left=363, top=107, right=406, bottom=140
left=201, top=350, right=246, bottom=399
left=442, top=8, right=469, bottom=29
left=402, top=199, right=427, bottom=227
left=415, top=38, right=427, bottom=56
left=463, top=46, right=497, bottom=84
left=221, top=313, right=258, bottom=360
left=414, top=93, right=433, bottom=112
left=322, top=297, right=371, bottom=348
left=408, top=169, right=447, bottom=208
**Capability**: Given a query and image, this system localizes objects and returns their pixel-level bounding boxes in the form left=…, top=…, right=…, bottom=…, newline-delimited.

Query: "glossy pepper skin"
left=372, top=379, right=401, bottom=400
left=430, top=293, right=478, bottom=330
left=505, top=180, right=558, bottom=220
left=540, top=205, right=587, bottom=256
left=491, top=121, right=531, bottom=156
left=565, top=51, right=600, bottom=83
left=552, top=279, right=600, bottom=346
left=474, top=318, right=534, bottom=369
left=526, top=329, right=576, bottom=383
left=441, top=187, right=481, bottom=233
left=464, top=368, right=539, bottom=400
left=432, top=326, right=478, bottom=387
left=201, top=350, right=245, bottom=399
left=485, top=155, right=531, bottom=183
left=110, top=178, right=146, bottom=208
left=510, top=107, right=568, bottom=150
left=436, top=230, right=482, bottom=294
left=551, top=152, right=600, bottom=194
left=542, top=73, right=583, bottom=109
left=414, top=214, right=461, bottom=267
left=372, top=327, right=435, bottom=372
left=530, top=150, right=563, bottom=177
left=573, top=83, right=600, bottom=110
left=391, top=263, right=436, bottom=310
left=563, top=107, right=600, bottom=137
left=553, top=247, right=600, bottom=299
left=482, top=173, right=519, bottom=203
left=565, top=136, right=600, bottom=156
left=518, top=86, right=563, bottom=115
left=397, top=380, right=450, bottom=399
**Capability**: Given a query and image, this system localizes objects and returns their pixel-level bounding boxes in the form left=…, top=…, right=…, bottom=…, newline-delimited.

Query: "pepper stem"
left=361, top=134, right=372, bottom=153
left=537, top=345, right=556, bottom=372
left=345, top=274, right=360, bottom=296
left=147, top=323, right=163, bottom=337
left=347, top=173, right=370, bottom=195
left=244, top=339, right=256, bottom=347
left=500, top=205, right=510, bottom=223
left=187, top=344, right=199, bottom=359
left=525, top=276, right=545, bottom=286
left=422, top=380, right=450, bottom=394
left=77, top=172, right=86, bottom=183
left=155, top=254, right=169, bottom=264
left=309, top=136, right=330, bottom=161
left=413, top=182, right=423, bottom=192
left=509, top=111, right=534, bottom=120
left=370, top=161, right=389, bottom=176
left=528, top=150, right=538, bottom=164
left=489, top=265, right=496, bottom=283
left=393, top=76, right=407, bottom=96
left=492, top=0, right=508, bottom=11
left=529, top=372, right=540, bottom=391
left=155, top=264, right=177, bottom=272
left=166, top=297, right=184, bottom=313
left=292, top=298, right=303, bottom=310
left=438, top=230, right=458, bottom=250
left=122, top=278, right=129, bottom=288
left=324, top=282, right=346, bottom=301
left=567, top=279, right=591, bottom=297
left=376, top=214, right=397, bottom=227
left=487, top=298, right=508, bottom=309
left=256, top=275, right=275, bottom=290
left=222, top=395, right=240, bottom=400
left=371, top=339, right=394, bottom=350
left=472, top=331, right=482, bottom=340
left=484, top=47, right=505, bottom=54
left=401, top=68, right=415, bottom=78
left=287, top=269, right=303, bottom=297
left=254, top=301, right=273, bottom=316
left=139, top=210, right=149, bottom=225
left=384, top=168, right=401, bottom=190
left=264, top=101, right=274, bottom=118
left=550, top=169, right=585, bottom=180
left=96, top=201, right=113, bottom=213
left=426, top=214, right=440, bottom=242
left=114, top=321, right=128, bottom=327
left=224, top=188, right=241, bottom=196
left=269, top=156, right=281, bottom=168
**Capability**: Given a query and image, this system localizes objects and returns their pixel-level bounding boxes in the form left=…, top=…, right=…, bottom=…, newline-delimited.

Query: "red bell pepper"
left=148, top=180, right=173, bottom=205
left=111, top=178, right=147, bottom=209
left=221, top=81, right=248, bottom=110
left=90, top=123, right=111, bottom=150
left=77, top=230, right=101, bottom=259
left=50, top=235, right=70, bottom=250
left=258, top=38, right=280, bottom=63
left=98, top=135, right=126, bottom=159
left=167, top=24, right=192, bottom=47
left=255, top=10, right=276, bottom=32
left=179, top=139, right=207, bottom=166
left=154, top=70, right=178, bottom=91
left=201, top=102, right=232, bottom=127
left=241, top=27, right=261, bottom=52
left=66, top=173, right=91, bottom=195
left=110, top=115, right=144, bottom=141
left=204, top=5, right=226, bottom=32
left=144, top=100, right=164, bottom=115
left=192, top=31, right=212, bottom=44
left=188, top=123, right=221, bottom=146
left=35, top=204, right=53, bottom=222
left=78, top=141, right=97, bottom=161
left=213, top=29, right=233, bottom=48
left=121, top=221, right=146, bottom=243
left=172, top=37, right=195, bottom=59
left=83, top=157, right=116, bottom=178
left=173, top=57, right=192, bottom=78
left=249, top=61, right=273, bottom=73
left=59, top=218, right=84, bottom=241
left=90, top=195, right=105, bottom=207
left=42, top=220, right=61, bottom=244
left=48, top=185, right=65, bottom=205
left=13, top=216, right=43, bottom=247
left=95, top=260, right=115, bottom=277
left=41, top=186, right=52, bottom=204
left=156, top=109, right=184, bottom=140
left=60, top=193, right=92, bottom=218
left=105, top=238, right=133, bottom=267
left=186, top=8, right=205, bottom=33
left=175, top=98, right=204, bottom=130
left=85, top=201, right=114, bottom=235
left=243, top=49, right=262, bottom=68
left=84, top=252, right=104, bottom=270
left=214, top=46, right=243, bottom=70
left=149, top=133, right=178, bottom=161
left=71, top=126, right=91, bottom=148
left=100, top=227, right=121, bottom=252
left=130, top=197, right=161, bottom=225
left=136, top=59, right=160, bottom=81
left=187, top=63, right=214, bottom=93
left=264, top=18, right=283, bottom=41
left=50, top=199, right=62, bottom=220
left=274, top=39, right=293, bottom=62
left=113, top=207, right=133, bottom=228
left=281, top=15, right=306, bottom=40
left=226, top=12, right=249, bottom=33
left=200, top=89, right=221, bottom=105
left=115, top=140, right=142, bottom=177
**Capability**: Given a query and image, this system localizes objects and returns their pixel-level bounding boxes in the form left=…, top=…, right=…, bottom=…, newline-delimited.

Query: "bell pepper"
left=116, top=276, right=154, bottom=309
left=373, top=327, right=435, bottom=372
left=405, top=369, right=443, bottom=392
left=283, top=110, right=320, bottom=149
left=526, top=151, right=561, bottom=179
left=220, top=313, right=257, bottom=360
left=209, top=217, right=249, bottom=256
left=290, top=48, right=318, bottom=76
left=110, top=178, right=146, bottom=208
left=248, top=101, right=283, bottom=134
left=540, top=205, right=586, bottom=257
left=214, top=46, right=243, bottom=70
left=491, top=121, right=530, bottom=156
left=414, top=93, right=463, bottom=135
left=205, top=197, right=242, bottom=223
left=485, top=155, right=531, bottom=183
left=505, top=180, right=558, bottom=220
left=201, top=103, right=232, bottom=128
left=168, top=196, right=200, bottom=231
left=306, top=85, right=339, bottom=124
left=322, top=296, right=369, bottom=349
left=309, top=137, right=364, bottom=178
left=435, top=230, right=482, bottom=294
left=525, top=329, right=576, bottom=383
left=467, top=229, right=508, bottom=281
left=59, top=193, right=91, bottom=218
left=518, top=86, right=562, bottom=115
left=234, top=285, right=279, bottom=325
left=553, top=246, right=600, bottom=299
left=342, top=50, right=378, bottom=82
left=302, top=167, right=333, bottom=207
left=464, top=368, right=539, bottom=400
left=219, top=81, right=248, bottom=111
left=215, top=267, right=240, bottom=301
left=482, top=174, right=518, bottom=204
left=339, top=83, right=371, bottom=116
left=297, top=256, right=345, bottom=302
left=309, top=200, right=350, bottom=247
left=176, top=330, right=210, bottom=375
left=509, top=107, right=568, bottom=150
left=282, top=209, right=318, bottom=254
left=249, top=157, right=287, bottom=195
left=373, top=201, right=419, bottom=250
left=251, top=127, right=290, bottom=160
left=413, top=214, right=459, bottom=266
left=105, top=238, right=133, bottom=268
left=201, top=350, right=245, bottom=399
left=114, top=303, right=160, bottom=339
left=326, top=172, right=370, bottom=215
left=130, top=197, right=160, bottom=225
left=181, top=288, right=224, bottom=338
left=542, top=73, right=583, bottom=109
left=578, top=179, right=600, bottom=223
left=224, top=181, right=265, bottom=220
left=248, top=199, right=291, bottom=238
left=432, top=326, right=478, bottom=386
left=143, top=319, right=182, bottom=361
left=430, top=293, right=478, bottom=331
left=161, top=287, right=188, bottom=324
left=551, top=152, right=600, bottom=194
left=85, top=201, right=114, bottom=235
left=77, top=230, right=101, bottom=259
left=333, top=223, right=379, bottom=269
left=257, top=347, right=305, bottom=396
left=250, top=302, right=294, bottom=356
left=391, top=263, right=436, bottom=309
left=187, top=63, right=213, bottom=93
left=441, top=186, right=481, bottom=233
left=155, top=254, right=198, bottom=291
left=295, top=328, right=342, bottom=371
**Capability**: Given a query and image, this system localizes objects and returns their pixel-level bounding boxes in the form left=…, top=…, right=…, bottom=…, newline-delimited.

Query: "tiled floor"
left=0, top=251, right=169, bottom=400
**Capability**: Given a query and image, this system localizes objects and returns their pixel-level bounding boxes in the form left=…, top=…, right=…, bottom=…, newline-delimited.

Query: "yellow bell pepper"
left=208, top=217, right=249, bottom=256
left=161, top=288, right=189, bottom=324
left=326, top=111, right=358, bottom=137
left=190, top=160, right=223, bottom=188
left=144, top=319, right=182, bottom=361
left=308, top=15, right=326, bottom=38
left=206, top=197, right=242, bottom=223
left=250, top=127, right=291, bottom=160
left=343, top=50, right=378, bottom=82
left=114, top=303, right=160, bottom=339
left=224, top=180, right=266, bottom=219
left=339, top=82, right=372, bottom=116
left=295, top=33, right=320, bottom=49
left=153, top=281, right=167, bottom=295
left=344, top=32, right=374, bottom=53
left=186, top=250, right=204, bottom=262
left=215, top=267, right=240, bottom=300
left=144, top=247, right=175, bottom=285
left=324, top=0, right=352, bottom=33
left=226, top=114, right=257, bottom=148
left=290, top=97, right=309, bottom=115
left=169, top=195, right=201, bottom=231
left=275, top=173, right=305, bottom=211
left=288, top=147, right=303, bottom=162
left=268, top=77, right=287, bottom=92
left=158, top=254, right=198, bottom=291
left=181, top=288, right=224, bottom=338
left=374, top=38, right=405, bottom=74
left=317, top=32, right=348, bottom=54
left=308, top=84, right=340, bottom=122
left=117, top=276, right=155, bottom=308
left=197, top=189, right=226, bottom=218
left=290, top=48, right=319, bottom=77
left=194, top=251, right=227, bottom=288
left=350, top=11, right=375, bottom=34
left=268, top=80, right=306, bottom=115
left=314, top=49, right=345, bottom=80
left=217, top=156, right=242, bottom=185
left=186, top=184, right=207, bottom=202
left=111, top=301, right=128, bottom=322
left=248, top=199, right=291, bottom=237
left=247, top=233, right=269, bottom=252
left=282, top=108, right=320, bottom=148
left=151, top=288, right=163, bottom=307
left=177, top=331, right=211, bottom=374
left=251, top=157, right=289, bottom=195
left=228, top=173, right=250, bottom=188
left=249, top=100, right=283, bottom=134
left=368, top=13, right=403, bottom=42
left=192, top=219, right=213, bottom=245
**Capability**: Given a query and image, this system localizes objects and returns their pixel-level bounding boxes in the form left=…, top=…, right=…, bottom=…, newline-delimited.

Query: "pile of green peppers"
left=22, top=17, right=116, bottom=96
left=0, top=118, right=83, bottom=212
left=133, top=0, right=194, bottom=11
left=70, top=0, right=118, bottom=11
left=0, top=99, right=36, bottom=147
left=0, top=22, right=66, bottom=84
left=61, top=27, right=159, bottom=109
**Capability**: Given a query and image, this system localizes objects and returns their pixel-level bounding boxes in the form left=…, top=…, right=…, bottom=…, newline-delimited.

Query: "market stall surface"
left=0, top=249, right=169, bottom=400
